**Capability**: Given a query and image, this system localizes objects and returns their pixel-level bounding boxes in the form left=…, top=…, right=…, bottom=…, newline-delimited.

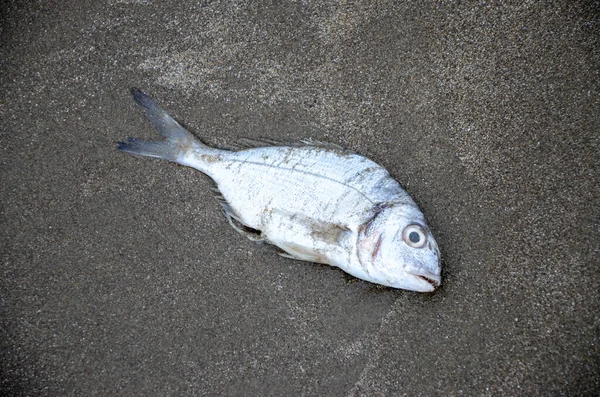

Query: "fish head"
left=357, top=204, right=441, bottom=292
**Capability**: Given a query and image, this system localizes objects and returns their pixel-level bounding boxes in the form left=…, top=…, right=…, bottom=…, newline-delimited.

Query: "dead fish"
left=118, top=88, right=441, bottom=292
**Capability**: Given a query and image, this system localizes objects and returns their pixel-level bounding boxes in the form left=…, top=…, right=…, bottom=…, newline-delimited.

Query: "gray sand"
left=1, top=1, right=598, bottom=395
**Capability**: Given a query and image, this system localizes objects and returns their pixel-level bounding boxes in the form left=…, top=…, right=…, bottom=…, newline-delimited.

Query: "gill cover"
left=357, top=203, right=391, bottom=274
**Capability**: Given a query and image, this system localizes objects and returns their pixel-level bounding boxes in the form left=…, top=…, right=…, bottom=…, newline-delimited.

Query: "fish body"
left=119, top=88, right=441, bottom=292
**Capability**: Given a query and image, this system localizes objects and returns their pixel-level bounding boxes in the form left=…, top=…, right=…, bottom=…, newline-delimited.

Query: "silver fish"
left=118, top=88, right=441, bottom=292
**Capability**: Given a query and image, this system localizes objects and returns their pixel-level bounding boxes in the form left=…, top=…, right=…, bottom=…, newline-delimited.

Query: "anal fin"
left=214, top=191, right=265, bottom=242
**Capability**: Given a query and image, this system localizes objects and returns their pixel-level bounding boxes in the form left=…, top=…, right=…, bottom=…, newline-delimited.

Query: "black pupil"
left=409, top=231, right=420, bottom=243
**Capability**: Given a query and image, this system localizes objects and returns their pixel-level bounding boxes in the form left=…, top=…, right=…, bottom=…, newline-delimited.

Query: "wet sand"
left=1, top=1, right=598, bottom=395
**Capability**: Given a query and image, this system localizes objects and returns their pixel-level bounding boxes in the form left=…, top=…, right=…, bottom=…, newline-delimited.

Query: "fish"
left=118, top=88, right=442, bottom=292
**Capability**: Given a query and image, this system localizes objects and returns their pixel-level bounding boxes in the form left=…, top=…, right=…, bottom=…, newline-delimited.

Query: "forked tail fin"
left=118, top=88, right=207, bottom=163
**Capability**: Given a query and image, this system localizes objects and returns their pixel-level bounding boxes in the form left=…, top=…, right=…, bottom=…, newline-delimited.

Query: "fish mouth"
left=408, top=271, right=441, bottom=291
left=418, top=275, right=440, bottom=288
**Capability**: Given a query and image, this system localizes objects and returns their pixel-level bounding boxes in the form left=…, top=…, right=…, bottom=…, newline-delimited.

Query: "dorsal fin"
left=299, top=138, right=352, bottom=153
left=223, top=137, right=286, bottom=150
left=223, top=137, right=354, bottom=154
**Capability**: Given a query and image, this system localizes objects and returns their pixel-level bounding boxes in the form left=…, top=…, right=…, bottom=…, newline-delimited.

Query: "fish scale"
left=210, top=151, right=365, bottom=216
left=118, top=88, right=442, bottom=292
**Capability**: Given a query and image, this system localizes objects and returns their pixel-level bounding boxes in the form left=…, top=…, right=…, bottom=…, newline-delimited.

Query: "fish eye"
left=402, top=224, right=427, bottom=248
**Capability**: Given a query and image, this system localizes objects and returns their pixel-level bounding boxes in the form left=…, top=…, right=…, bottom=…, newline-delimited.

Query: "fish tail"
left=118, top=88, right=209, bottom=164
